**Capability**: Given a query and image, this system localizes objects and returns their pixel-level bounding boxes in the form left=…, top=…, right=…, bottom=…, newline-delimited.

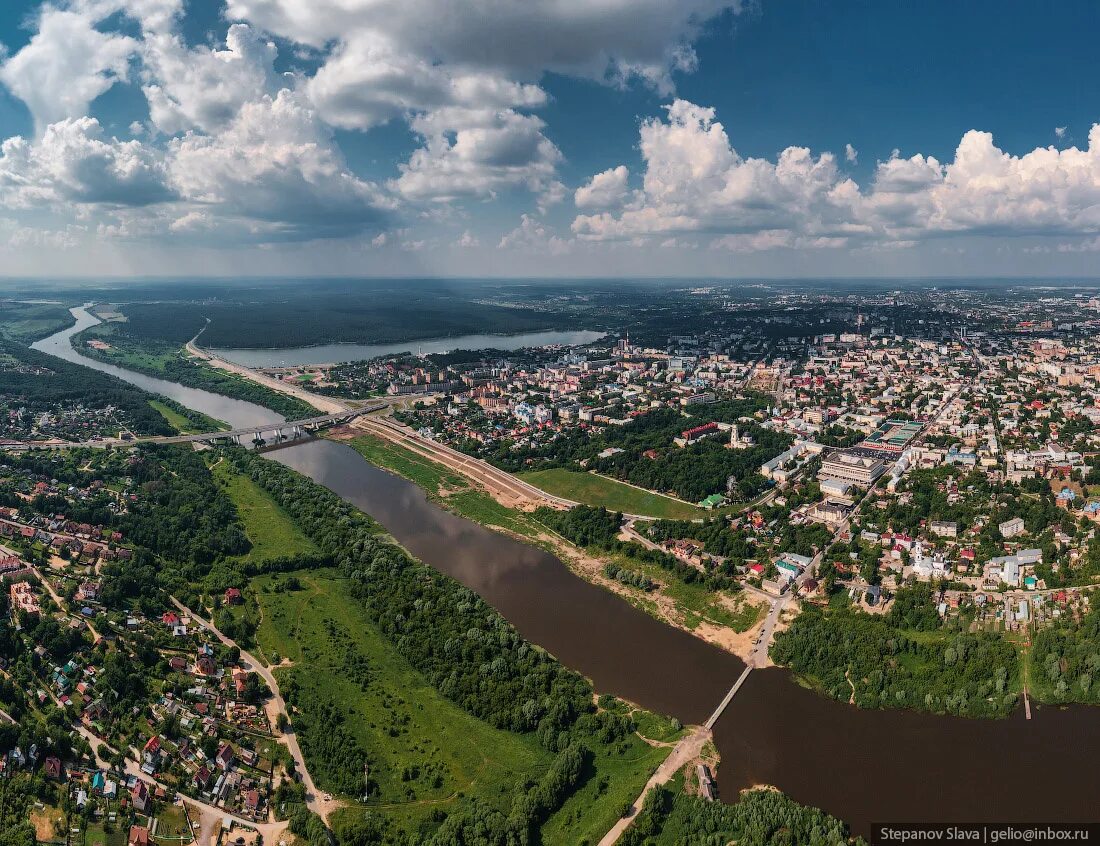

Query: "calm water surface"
left=210, top=328, right=606, bottom=367
left=32, top=306, right=284, bottom=430
left=33, top=318, right=1100, bottom=838
left=273, top=439, right=1100, bottom=838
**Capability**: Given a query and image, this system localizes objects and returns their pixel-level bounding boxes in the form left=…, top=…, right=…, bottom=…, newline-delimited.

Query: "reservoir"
left=32, top=316, right=1100, bottom=839
left=209, top=328, right=607, bottom=367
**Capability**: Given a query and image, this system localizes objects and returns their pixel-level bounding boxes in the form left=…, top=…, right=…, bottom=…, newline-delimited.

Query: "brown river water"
left=273, top=439, right=1100, bottom=838
left=36, top=314, right=1100, bottom=839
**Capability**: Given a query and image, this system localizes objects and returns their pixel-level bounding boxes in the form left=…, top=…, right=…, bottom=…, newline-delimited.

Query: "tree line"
left=621, top=785, right=865, bottom=846
left=535, top=505, right=738, bottom=591
left=770, top=605, right=1019, bottom=718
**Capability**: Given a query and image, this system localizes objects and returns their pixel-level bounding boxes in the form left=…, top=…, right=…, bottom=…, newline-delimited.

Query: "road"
left=596, top=724, right=713, bottom=846
left=73, top=722, right=290, bottom=845
left=0, top=408, right=373, bottom=452
left=170, top=598, right=342, bottom=824
left=186, top=330, right=350, bottom=415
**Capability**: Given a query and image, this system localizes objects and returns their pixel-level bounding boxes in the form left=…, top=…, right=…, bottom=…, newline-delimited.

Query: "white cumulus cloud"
left=575, top=165, right=635, bottom=210
left=0, top=7, right=138, bottom=133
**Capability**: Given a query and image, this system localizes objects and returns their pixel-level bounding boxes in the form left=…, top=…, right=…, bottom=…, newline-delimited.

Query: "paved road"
left=186, top=331, right=350, bottom=415
left=170, top=598, right=341, bottom=824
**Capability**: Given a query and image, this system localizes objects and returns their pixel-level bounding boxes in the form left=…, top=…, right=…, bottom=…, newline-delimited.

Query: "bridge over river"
left=1, top=405, right=382, bottom=451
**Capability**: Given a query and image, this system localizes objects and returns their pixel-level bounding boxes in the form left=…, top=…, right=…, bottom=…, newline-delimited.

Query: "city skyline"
left=2, top=0, right=1100, bottom=278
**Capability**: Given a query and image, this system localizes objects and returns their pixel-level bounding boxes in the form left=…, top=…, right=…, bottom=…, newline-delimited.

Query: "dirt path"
left=544, top=528, right=767, bottom=664
left=597, top=726, right=712, bottom=846
left=171, top=597, right=344, bottom=825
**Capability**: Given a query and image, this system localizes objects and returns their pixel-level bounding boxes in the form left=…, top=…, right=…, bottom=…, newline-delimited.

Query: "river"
left=210, top=328, right=607, bottom=368
left=31, top=313, right=1100, bottom=839
left=32, top=307, right=284, bottom=431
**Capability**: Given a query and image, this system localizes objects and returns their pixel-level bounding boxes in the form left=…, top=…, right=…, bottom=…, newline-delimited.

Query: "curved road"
left=170, top=598, right=341, bottom=824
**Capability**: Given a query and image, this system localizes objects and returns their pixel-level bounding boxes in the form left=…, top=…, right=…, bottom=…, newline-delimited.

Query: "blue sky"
left=1, top=0, right=1099, bottom=278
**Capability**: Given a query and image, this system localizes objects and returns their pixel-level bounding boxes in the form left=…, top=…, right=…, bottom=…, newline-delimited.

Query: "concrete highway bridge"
left=2, top=405, right=382, bottom=452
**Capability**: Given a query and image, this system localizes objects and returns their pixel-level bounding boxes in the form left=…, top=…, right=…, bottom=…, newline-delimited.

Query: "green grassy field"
left=255, top=568, right=674, bottom=844
left=213, top=462, right=319, bottom=564
left=148, top=399, right=226, bottom=434
left=605, top=551, right=763, bottom=633
left=519, top=468, right=705, bottom=520
left=344, top=433, right=546, bottom=540
left=254, top=569, right=540, bottom=835
left=344, top=432, right=466, bottom=493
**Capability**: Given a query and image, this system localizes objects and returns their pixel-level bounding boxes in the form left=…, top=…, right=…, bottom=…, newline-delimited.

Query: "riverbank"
left=329, top=426, right=769, bottom=664
left=73, top=321, right=318, bottom=419
left=27, top=313, right=1100, bottom=840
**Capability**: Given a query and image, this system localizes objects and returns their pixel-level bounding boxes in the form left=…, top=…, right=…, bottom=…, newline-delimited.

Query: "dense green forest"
left=120, top=446, right=251, bottom=569
left=75, top=327, right=316, bottom=418
left=770, top=604, right=1020, bottom=718
left=621, top=785, right=865, bottom=846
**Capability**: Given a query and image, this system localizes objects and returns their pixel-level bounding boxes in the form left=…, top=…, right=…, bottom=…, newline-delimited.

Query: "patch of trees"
left=335, top=744, right=590, bottom=846
left=282, top=688, right=369, bottom=796
left=1031, top=602, right=1100, bottom=704
left=649, top=516, right=758, bottom=565
left=535, top=505, right=737, bottom=591
left=621, top=785, right=865, bottom=846
left=21, top=615, right=87, bottom=665
left=0, top=773, right=44, bottom=846
left=886, top=583, right=942, bottom=631
left=481, top=396, right=786, bottom=503
left=99, top=549, right=162, bottom=615
left=603, top=563, right=656, bottom=591
left=290, top=808, right=336, bottom=846
left=427, top=743, right=588, bottom=846
left=229, top=451, right=604, bottom=750
left=770, top=606, right=1019, bottom=718
left=776, top=522, right=833, bottom=559
left=119, top=446, right=250, bottom=573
